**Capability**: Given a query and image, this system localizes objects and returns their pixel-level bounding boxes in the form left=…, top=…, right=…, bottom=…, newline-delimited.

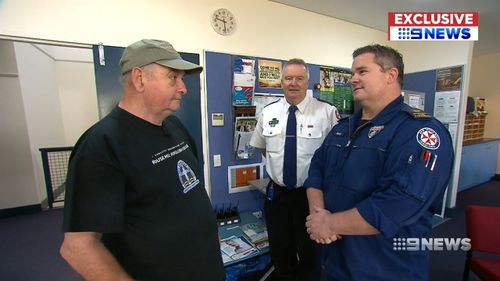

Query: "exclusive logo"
left=388, top=12, right=479, bottom=41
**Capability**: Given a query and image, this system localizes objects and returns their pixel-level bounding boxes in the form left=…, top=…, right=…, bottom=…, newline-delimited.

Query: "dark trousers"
left=264, top=186, right=320, bottom=281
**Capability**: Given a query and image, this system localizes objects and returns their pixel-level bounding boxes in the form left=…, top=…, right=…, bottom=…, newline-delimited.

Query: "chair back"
left=466, top=205, right=500, bottom=254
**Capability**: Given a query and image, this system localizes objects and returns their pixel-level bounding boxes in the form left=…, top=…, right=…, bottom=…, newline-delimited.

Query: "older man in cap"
left=60, top=39, right=225, bottom=281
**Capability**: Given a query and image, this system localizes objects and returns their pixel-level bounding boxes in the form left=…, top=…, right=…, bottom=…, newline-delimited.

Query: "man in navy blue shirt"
left=305, top=44, right=454, bottom=281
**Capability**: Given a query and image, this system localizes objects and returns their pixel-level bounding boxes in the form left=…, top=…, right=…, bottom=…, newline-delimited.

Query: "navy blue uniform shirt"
left=305, top=96, right=454, bottom=281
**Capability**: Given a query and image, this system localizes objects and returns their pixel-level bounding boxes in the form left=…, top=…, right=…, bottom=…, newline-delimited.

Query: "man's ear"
left=386, top=67, right=399, bottom=84
left=130, top=67, right=145, bottom=91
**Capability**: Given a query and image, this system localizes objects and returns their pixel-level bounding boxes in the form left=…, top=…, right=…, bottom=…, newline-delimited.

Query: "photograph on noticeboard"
left=234, top=117, right=258, bottom=160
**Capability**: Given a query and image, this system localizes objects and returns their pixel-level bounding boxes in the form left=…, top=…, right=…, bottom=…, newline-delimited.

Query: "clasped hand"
left=306, top=207, right=342, bottom=244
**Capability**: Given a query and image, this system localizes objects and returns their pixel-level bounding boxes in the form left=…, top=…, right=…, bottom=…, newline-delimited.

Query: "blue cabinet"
left=458, top=140, right=499, bottom=192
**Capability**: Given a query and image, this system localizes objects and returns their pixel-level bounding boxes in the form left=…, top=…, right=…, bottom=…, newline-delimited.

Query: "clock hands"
left=214, top=15, right=228, bottom=33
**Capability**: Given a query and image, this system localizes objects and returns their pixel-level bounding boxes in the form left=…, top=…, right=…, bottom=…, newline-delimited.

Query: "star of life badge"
left=416, top=127, right=440, bottom=150
left=368, top=125, right=384, bottom=138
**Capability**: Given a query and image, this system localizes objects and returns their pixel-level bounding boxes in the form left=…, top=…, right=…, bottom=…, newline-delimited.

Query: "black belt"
left=266, top=180, right=303, bottom=201
left=271, top=181, right=294, bottom=191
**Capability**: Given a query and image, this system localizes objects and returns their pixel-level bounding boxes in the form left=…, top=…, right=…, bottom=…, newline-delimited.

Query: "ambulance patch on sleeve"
left=416, top=127, right=440, bottom=150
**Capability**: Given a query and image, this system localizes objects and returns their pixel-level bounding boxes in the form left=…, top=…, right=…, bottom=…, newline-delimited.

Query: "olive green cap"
left=119, top=39, right=202, bottom=75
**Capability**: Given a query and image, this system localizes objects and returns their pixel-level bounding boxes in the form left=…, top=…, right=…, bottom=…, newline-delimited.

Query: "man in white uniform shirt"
left=250, top=58, right=339, bottom=281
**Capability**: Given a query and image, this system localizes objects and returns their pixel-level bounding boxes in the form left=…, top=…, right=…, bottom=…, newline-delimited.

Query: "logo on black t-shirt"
left=177, top=160, right=200, bottom=193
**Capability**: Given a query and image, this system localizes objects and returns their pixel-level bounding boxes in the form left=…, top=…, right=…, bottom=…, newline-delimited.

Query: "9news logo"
left=393, top=237, right=471, bottom=251
left=388, top=12, right=479, bottom=41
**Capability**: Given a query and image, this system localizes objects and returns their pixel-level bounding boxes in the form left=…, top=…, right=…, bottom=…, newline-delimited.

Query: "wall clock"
left=211, top=8, right=236, bottom=36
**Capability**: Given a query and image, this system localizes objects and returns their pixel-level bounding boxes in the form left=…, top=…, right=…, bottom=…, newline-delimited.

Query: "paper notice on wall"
left=434, top=91, right=460, bottom=123
left=253, top=93, right=283, bottom=118
left=234, top=73, right=255, bottom=87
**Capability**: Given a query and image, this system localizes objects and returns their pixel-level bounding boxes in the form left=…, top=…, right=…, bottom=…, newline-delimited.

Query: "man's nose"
left=178, top=80, right=187, bottom=94
left=350, top=74, right=359, bottom=84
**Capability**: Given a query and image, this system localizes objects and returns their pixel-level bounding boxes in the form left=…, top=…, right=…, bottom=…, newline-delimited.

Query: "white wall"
left=0, top=77, right=40, bottom=209
left=0, top=0, right=475, bottom=209
left=469, top=52, right=500, bottom=174
left=0, top=42, right=97, bottom=210
left=0, top=41, right=39, bottom=209
left=56, top=61, right=98, bottom=145
left=14, top=42, right=67, bottom=206
left=0, top=40, right=18, bottom=72
left=0, top=0, right=387, bottom=67
left=397, top=41, right=474, bottom=73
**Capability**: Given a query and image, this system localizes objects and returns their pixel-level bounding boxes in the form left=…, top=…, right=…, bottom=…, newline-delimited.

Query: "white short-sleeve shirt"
left=250, top=95, right=339, bottom=187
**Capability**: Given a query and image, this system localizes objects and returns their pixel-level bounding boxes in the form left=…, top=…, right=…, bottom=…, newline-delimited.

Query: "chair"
left=39, top=146, right=73, bottom=209
left=463, top=205, right=500, bottom=281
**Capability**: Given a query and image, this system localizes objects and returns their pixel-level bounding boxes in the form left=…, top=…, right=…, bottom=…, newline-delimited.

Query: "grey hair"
left=282, top=58, right=310, bottom=79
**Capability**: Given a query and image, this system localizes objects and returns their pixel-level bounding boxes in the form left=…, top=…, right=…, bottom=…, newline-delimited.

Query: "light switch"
left=213, top=154, right=221, bottom=167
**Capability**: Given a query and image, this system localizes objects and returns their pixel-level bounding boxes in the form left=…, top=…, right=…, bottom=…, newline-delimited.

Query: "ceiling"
left=270, top=0, right=500, bottom=57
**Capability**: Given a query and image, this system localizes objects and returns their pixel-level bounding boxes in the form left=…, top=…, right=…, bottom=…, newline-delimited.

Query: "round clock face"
left=211, top=8, right=236, bottom=36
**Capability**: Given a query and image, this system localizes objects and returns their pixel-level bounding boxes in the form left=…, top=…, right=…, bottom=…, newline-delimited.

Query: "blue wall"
left=206, top=51, right=349, bottom=212
left=404, top=69, right=437, bottom=114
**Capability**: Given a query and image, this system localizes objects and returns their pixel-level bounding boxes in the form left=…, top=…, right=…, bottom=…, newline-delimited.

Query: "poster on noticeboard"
left=258, top=60, right=282, bottom=88
left=436, top=66, right=463, bottom=92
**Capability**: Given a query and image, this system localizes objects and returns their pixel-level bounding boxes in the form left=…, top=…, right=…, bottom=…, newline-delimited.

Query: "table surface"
left=219, top=212, right=270, bottom=267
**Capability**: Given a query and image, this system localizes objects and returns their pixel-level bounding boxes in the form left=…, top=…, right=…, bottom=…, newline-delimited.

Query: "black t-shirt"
left=63, top=107, right=225, bottom=281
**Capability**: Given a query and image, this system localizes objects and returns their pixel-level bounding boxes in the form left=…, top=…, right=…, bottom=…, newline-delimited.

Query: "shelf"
left=463, top=113, right=487, bottom=142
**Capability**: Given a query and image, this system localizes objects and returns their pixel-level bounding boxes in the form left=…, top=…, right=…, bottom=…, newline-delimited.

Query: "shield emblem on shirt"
left=177, top=160, right=200, bottom=193
left=368, top=125, right=384, bottom=138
